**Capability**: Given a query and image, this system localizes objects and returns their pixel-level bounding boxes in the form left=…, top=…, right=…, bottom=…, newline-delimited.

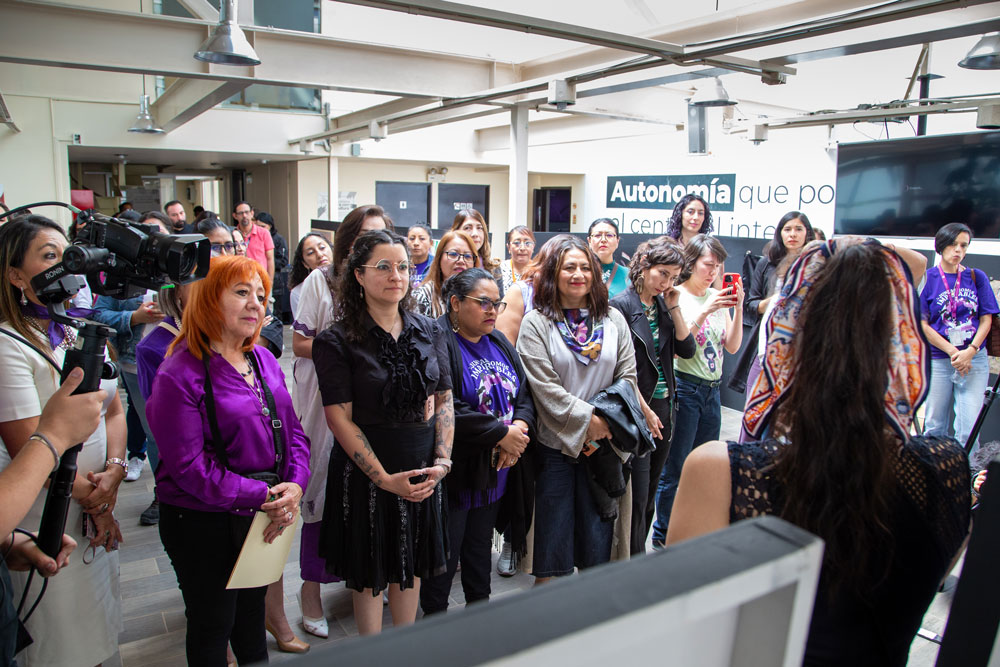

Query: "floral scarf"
left=743, top=237, right=928, bottom=441
left=556, top=308, right=604, bottom=365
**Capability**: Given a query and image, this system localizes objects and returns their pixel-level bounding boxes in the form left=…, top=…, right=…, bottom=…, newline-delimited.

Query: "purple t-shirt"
left=146, top=341, right=311, bottom=515
left=411, top=255, right=433, bottom=287
left=920, top=266, right=999, bottom=359
left=455, top=334, right=518, bottom=508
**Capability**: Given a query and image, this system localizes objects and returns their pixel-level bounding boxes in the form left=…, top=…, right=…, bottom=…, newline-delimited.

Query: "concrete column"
left=506, top=103, right=529, bottom=249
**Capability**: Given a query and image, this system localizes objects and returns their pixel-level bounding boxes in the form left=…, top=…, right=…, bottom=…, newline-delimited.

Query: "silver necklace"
left=244, top=353, right=270, bottom=417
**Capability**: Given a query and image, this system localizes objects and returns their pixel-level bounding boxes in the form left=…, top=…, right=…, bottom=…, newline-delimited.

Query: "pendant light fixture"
left=194, top=0, right=261, bottom=66
left=959, top=33, right=1000, bottom=70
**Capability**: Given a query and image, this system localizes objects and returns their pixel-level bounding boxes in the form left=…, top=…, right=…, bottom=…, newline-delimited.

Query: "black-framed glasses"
left=465, top=295, right=507, bottom=313
left=361, top=260, right=411, bottom=274
left=442, top=250, right=474, bottom=262
left=590, top=232, right=618, bottom=240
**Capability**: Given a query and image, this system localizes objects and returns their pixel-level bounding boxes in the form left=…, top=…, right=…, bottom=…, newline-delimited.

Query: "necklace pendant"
left=262, top=406, right=270, bottom=417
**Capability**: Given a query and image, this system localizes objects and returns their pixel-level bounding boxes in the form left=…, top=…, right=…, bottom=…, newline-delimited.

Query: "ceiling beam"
left=150, top=78, right=250, bottom=132
left=175, top=0, right=218, bottom=21
left=0, top=0, right=508, bottom=98
left=330, top=0, right=685, bottom=59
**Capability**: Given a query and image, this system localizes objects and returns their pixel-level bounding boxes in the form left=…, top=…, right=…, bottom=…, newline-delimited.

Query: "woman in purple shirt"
left=920, top=222, right=998, bottom=452
left=419, top=269, right=536, bottom=615
left=146, top=256, right=311, bottom=666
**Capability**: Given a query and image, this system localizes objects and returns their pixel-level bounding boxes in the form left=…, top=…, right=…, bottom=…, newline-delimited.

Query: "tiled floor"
left=107, top=328, right=954, bottom=665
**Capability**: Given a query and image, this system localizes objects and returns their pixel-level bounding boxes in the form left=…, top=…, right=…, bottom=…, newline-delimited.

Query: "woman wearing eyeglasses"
left=419, top=268, right=536, bottom=615
left=412, top=230, right=477, bottom=317
left=198, top=217, right=238, bottom=257
left=313, top=230, right=452, bottom=635
left=588, top=219, right=629, bottom=299
left=291, top=206, right=391, bottom=639
left=500, top=226, right=536, bottom=294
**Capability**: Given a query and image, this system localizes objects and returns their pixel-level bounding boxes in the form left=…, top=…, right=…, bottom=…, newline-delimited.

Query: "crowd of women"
left=0, top=194, right=982, bottom=667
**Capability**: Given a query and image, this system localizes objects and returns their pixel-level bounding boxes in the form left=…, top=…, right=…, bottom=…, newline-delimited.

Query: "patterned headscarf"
left=743, top=237, right=929, bottom=441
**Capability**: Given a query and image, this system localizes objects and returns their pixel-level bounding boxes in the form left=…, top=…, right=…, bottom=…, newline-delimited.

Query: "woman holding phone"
left=650, top=234, right=743, bottom=548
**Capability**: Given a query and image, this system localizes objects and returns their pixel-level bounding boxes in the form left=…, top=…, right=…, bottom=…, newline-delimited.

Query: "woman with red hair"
left=146, top=255, right=311, bottom=666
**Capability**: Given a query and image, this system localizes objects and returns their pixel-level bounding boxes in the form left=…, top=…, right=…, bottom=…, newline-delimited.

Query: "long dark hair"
left=772, top=244, right=896, bottom=596
left=335, top=230, right=412, bottom=342
left=0, top=215, right=69, bottom=349
left=288, top=232, right=330, bottom=291
left=766, top=211, right=815, bottom=265
left=665, top=194, right=713, bottom=240
left=532, top=234, right=608, bottom=321
left=332, top=205, right=394, bottom=276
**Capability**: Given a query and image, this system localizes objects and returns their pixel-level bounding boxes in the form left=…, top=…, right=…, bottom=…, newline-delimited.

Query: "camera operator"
left=0, top=216, right=124, bottom=667
left=0, top=367, right=106, bottom=666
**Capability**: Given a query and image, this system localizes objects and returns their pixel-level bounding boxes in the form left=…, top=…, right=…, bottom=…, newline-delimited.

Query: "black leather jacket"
left=610, top=288, right=696, bottom=403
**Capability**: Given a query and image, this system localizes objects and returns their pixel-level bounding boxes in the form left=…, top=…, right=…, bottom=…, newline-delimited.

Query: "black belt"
left=676, top=370, right=722, bottom=388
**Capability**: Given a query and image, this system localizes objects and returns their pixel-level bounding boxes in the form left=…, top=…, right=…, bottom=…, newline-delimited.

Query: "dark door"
left=438, top=183, right=490, bottom=228
left=375, top=181, right=432, bottom=228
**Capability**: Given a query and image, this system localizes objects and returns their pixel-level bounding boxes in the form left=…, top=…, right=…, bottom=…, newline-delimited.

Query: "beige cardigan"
left=516, top=307, right=640, bottom=564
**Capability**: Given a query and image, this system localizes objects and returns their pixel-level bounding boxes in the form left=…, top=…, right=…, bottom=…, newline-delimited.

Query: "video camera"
left=39, top=208, right=209, bottom=302
left=0, top=201, right=210, bottom=557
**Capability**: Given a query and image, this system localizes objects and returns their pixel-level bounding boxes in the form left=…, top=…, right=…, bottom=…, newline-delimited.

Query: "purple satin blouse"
left=146, top=341, right=311, bottom=515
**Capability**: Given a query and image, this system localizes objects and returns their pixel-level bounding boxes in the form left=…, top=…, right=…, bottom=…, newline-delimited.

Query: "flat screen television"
left=835, top=131, right=1000, bottom=238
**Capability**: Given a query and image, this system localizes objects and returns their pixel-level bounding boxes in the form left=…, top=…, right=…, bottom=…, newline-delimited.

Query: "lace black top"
left=313, top=310, right=452, bottom=424
left=728, top=436, right=970, bottom=667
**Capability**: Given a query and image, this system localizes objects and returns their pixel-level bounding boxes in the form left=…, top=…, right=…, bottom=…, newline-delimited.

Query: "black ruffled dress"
left=312, top=310, right=451, bottom=594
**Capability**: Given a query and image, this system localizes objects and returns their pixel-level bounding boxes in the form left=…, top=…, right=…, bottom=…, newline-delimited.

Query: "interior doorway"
left=532, top=187, right=571, bottom=232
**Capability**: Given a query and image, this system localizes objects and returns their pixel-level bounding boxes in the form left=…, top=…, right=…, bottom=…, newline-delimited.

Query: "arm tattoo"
left=434, top=389, right=454, bottom=459
left=352, top=451, right=381, bottom=486
left=354, top=430, right=375, bottom=455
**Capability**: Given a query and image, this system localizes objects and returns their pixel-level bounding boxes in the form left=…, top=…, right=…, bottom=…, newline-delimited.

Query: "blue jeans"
left=531, top=445, right=614, bottom=578
left=122, top=371, right=158, bottom=468
left=651, top=376, right=722, bottom=545
left=924, top=347, right=990, bottom=453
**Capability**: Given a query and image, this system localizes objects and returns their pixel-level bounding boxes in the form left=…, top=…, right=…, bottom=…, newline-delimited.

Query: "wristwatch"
left=105, top=457, right=128, bottom=475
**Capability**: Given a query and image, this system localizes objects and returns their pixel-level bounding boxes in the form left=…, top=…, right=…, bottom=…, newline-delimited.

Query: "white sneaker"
left=125, top=456, right=144, bottom=482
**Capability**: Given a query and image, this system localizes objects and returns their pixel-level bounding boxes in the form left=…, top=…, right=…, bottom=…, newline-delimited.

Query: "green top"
left=642, top=301, right=669, bottom=399
left=602, top=261, right=629, bottom=299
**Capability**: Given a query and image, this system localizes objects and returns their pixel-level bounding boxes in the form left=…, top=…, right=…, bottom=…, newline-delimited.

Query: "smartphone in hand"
left=722, top=272, right=741, bottom=292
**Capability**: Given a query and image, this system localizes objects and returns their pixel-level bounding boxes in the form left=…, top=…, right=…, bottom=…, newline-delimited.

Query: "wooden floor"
left=105, top=329, right=955, bottom=665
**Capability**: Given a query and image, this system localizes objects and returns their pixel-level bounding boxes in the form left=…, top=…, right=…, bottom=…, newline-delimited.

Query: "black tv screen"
left=835, top=131, right=1000, bottom=238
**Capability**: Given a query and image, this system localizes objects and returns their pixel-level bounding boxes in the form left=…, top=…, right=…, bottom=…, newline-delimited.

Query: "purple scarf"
left=20, top=301, right=94, bottom=350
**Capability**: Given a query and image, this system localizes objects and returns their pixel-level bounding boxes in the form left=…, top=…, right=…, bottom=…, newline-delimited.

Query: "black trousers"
left=420, top=498, right=500, bottom=615
left=637, top=396, right=672, bottom=553
left=159, top=503, right=268, bottom=666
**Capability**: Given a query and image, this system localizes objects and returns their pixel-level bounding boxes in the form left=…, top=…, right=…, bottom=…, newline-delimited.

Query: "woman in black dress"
left=312, top=230, right=453, bottom=635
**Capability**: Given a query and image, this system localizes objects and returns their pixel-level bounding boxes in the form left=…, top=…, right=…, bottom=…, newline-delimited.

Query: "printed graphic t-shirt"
left=920, top=267, right=999, bottom=359
left=673, top=287, right=728, bottom=381
left=455, top=334, right=518, bottom=507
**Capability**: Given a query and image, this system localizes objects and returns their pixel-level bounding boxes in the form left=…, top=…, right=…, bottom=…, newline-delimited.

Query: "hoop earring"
left=450, top=313, right=460, bottom=333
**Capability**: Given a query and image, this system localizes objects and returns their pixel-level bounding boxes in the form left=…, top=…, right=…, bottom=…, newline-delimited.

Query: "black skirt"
left=319, top=420, right=448, bottom=594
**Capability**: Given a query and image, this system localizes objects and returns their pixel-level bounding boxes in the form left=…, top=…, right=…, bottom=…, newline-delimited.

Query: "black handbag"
left=202, top=353, right=285, bottom=486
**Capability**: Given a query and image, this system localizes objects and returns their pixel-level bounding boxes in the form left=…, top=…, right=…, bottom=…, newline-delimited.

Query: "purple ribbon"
left=20, top=301, right=94, bottom=350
